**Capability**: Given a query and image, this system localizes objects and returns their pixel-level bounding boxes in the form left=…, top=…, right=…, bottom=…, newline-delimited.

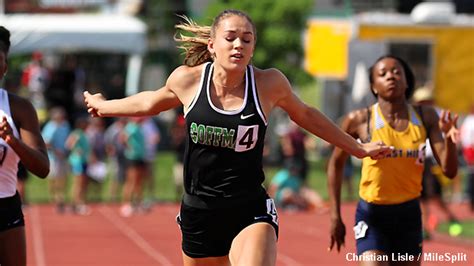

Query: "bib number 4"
left=235, top=125, right=259, bottom=152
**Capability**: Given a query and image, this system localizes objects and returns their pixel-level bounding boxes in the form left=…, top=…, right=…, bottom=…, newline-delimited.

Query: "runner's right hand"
left=329, top=216, right=346, bottom=253
left=84, top=91, right=105, bottom=117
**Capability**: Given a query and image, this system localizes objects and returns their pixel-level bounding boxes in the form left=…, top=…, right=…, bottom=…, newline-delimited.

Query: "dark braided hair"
left=0, top=26, right=10, bottom=55
left=368, top=55, right=416, bottom=100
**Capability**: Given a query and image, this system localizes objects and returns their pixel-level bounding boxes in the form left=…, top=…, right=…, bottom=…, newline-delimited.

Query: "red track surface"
left=24, top=202, right=473, bottom=265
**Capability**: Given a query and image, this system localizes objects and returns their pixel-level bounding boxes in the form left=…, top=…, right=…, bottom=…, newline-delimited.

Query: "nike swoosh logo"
left=240, top=113, right=255, bottom=119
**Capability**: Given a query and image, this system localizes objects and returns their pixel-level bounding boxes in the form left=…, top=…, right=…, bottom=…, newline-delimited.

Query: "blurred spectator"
left=461, top=106, right=474, bottom=211
left=21, top=51, right=50, bottom=122
left=104, top=118, right=127, bottom=202
left=268, top=160, right=326, bottom=212
left=276, top=120, right=326, bottom=210
left=66, top=116, right=91, bottom=215
left=278, top=120, right=309, bottom=183
left=120, top=117, right=146, bottom=217
left=42, top=107, right=71, bottom=213
left=171, top=113, right=186, bottom=201
left=86, top=117, right=108, bottom=201
left=141, top=117, right=161, bottom=205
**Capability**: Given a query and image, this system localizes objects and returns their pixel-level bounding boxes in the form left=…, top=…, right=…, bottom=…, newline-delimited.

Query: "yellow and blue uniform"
left=355, top=103, right=426, bottom=256
left=360, top=103, right=427, bottom=204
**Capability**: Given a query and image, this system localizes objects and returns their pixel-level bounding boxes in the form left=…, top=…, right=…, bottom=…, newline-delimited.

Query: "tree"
left=141, top=0, right=188, bottom=74
left=203, top=0, right=314, bottom=86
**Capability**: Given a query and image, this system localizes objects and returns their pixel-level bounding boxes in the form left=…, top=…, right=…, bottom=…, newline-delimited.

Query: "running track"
left=24, top=202, right=473, bottom=265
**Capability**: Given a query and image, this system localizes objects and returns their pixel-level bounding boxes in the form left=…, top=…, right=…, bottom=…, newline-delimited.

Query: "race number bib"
left=354, top=221, right=368, bottom=240
left=235, top=125, right=259, bottom=152
left=266, top=198, right=279, bottom=225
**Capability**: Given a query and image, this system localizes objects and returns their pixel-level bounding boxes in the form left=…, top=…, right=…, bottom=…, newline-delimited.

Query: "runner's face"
left=209, top=15, right=255, bottom=70
left=371, top=58, right=407, bottom=101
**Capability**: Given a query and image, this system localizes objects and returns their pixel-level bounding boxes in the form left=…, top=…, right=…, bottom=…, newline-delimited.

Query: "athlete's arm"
left=261, top=69, right=390, bottom=159
left=5, top=94, right=49, bottom=178
left=423, top=105, right=458, bottom=178
left=84, top=65, right=200, bottom=117
left=326, top=110, right=365, bottom=252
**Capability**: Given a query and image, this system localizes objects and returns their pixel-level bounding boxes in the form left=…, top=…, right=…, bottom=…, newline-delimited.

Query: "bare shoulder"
left=343, top=107, right=370, bottom=137
left=167, top=64, right=206, bottom=90
left=250, top=67, right=291, bottom=115
left=165, top=64, right=207, bottom=107
left=412, top=103, right=438, bottom=130
left=252, top=67, right=288, bottom=88
left=252, top=67, right=291, bottom=99
left=413, top=104, right=437, bottom=119
left=346, top=108, right=370, bottom=125
left=8, top=92, right=38, bottom=127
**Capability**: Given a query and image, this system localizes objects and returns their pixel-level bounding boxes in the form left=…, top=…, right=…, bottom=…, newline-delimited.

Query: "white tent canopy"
left=0, top=14, right=147, bottom=95
left=0, top=14, right=147, bottom=54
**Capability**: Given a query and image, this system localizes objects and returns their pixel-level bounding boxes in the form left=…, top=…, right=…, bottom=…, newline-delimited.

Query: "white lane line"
left=29, top=206, right=46, bottom=266
left=99, top=206, right=173, bottom=266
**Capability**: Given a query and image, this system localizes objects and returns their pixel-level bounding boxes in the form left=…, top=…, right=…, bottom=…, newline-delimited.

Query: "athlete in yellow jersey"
left=327, top=55, right=459, bottom=266
left=360, top=103, right=427, bottom=204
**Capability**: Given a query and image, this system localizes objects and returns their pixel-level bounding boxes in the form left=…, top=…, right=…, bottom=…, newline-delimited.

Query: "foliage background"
left=203, top=0, right=314, bottom=86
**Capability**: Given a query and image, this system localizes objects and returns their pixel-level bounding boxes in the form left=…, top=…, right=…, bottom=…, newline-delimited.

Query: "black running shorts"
left=0, top=192, right=25, bottom=232
left=177, top=196, right=279, bottom=258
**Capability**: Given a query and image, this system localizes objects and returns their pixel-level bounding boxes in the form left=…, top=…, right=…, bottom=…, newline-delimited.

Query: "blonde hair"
left=174, top=10, right=256, bottom=67
left=175, top=16, right=212, bottom=67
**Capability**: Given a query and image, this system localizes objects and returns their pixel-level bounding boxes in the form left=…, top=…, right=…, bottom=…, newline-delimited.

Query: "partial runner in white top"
left=0, top=88, right=21, bottom=197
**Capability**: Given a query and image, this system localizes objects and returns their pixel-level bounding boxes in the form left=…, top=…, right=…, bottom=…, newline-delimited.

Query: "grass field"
left=438, top=220, right=474, bottom=239
left=24, top=151, right=360, bottom=204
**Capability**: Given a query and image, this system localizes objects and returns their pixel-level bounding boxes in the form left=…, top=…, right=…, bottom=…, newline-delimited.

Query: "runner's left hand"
left=439, top=110, right=459, bottom=143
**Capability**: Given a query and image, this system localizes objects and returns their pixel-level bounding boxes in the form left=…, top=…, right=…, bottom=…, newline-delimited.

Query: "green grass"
left=437, top=220, right=474, bottom=239
left=24, top=151, right=360, bottom=204
left=25, top=152, right=179, bottom=204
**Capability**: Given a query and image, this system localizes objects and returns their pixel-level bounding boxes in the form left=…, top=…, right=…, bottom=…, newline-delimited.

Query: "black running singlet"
left=183, top=63, right=268, bottom=209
